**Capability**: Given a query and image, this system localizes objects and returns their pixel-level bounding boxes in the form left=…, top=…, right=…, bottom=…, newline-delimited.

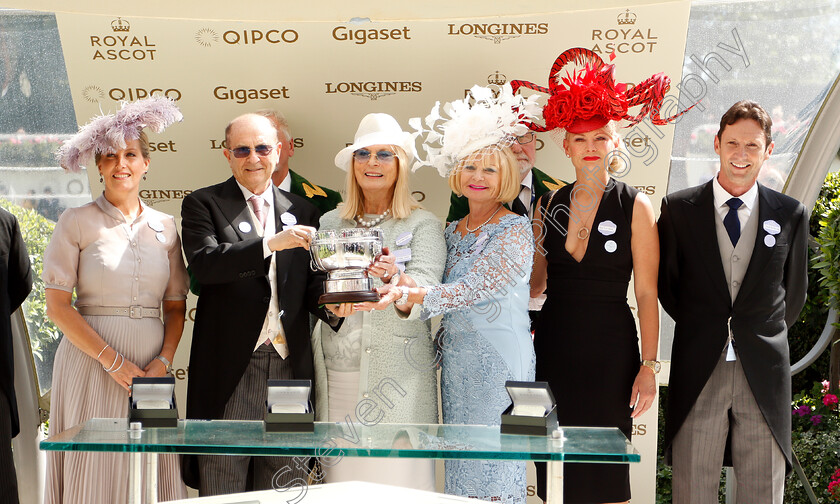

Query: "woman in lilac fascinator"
left=43, top=97, right=190, bottom=503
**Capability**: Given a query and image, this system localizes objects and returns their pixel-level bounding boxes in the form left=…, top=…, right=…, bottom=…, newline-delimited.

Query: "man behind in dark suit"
left=659, top=100, right=809, bottom=503
left=0, top=206, right=33, bottom=504
left=181, top=113, right=334, bottom=495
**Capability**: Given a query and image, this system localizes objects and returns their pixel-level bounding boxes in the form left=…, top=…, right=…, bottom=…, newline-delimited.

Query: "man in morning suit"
left=659, top=100, right=809, bottom=503
left=0, top=207, right=32, bottom=504
left=181, top=113, right=335, bottom=495
left=256, top=109, right=342, bottom=215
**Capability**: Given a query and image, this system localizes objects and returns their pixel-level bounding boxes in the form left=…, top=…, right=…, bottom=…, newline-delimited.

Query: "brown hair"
left=717, top=100, right=773, bottom=147
left=94, top=130, right=150, bottom=165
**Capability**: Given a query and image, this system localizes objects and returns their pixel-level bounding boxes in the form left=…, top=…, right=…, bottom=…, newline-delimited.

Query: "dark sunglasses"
left=228, top=144, right=275, bottom=159
left=353, top=149, right=396, bottom=163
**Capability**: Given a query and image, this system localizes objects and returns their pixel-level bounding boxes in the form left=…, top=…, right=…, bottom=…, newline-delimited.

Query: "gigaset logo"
left=213, top=86, right=290, bottom=104
left=195, top=27, right=299, bottom=46
left=446, top=22, right=549, bottom=44
left=90, top=18, right=158, bottom=61
left=331, top=26, right=411, bottom=44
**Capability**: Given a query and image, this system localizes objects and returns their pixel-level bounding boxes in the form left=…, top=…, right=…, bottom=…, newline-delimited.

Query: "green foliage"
left=0, top=136, right=63, bottom=166
left=787, top=381, right=840, bottom=503
left=1, top=199, right=61, bottom=378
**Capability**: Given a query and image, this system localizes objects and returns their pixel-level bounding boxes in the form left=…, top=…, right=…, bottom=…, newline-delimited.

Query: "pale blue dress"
left=422, top=214, right=536, bottom=504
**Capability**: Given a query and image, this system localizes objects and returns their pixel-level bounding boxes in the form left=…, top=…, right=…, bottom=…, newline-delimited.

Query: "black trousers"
left=0, top=386, right=19, bottom=504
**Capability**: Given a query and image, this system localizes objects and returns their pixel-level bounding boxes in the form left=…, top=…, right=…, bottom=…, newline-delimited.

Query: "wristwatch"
left=395, top=286, right=410, bottom=306
left=641, top=359, right=661, bottom=374
left=154, top=355, right=173, bottom=374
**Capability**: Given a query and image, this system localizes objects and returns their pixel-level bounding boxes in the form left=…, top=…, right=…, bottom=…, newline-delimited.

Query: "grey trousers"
left=197, top=345, right=308, bottom=496
left=672, top=349, right=785, bottom=504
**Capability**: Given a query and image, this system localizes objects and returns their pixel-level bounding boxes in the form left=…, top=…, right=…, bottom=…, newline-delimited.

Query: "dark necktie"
left=511, top=187, right=528, bottom=217
left=724, top=197, right=743, bottom=246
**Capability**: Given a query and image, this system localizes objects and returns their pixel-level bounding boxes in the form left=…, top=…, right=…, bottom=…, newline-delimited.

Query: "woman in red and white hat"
left=518, top=48, right=690, bottom=504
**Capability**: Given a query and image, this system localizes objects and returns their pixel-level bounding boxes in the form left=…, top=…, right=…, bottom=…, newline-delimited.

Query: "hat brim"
left=565, top=116, right=610, bottom=134
left=334, top=131, right=416, bottom=170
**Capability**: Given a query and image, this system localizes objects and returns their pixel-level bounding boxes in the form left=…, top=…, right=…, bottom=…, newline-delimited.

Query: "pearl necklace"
left=355, top=208, right=391, bottom=228
left=465, top=205, right=502, bottom=233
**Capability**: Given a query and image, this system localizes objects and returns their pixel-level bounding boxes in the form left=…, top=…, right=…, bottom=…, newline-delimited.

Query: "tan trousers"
left=672, top=349, right=785, bottom=504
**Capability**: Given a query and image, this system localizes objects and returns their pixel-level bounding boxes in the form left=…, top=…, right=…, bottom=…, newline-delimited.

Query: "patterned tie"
left=724, top=197, right=743, bottom=246
left=249, top=195, right=266, bottom=229
left=511, top=187, right=528, bottom=217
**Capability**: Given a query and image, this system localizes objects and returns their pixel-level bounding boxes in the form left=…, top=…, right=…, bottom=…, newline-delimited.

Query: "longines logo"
left=331, top=26, right=411, bottom=44
left=591, top=10, right=658, bottom=54
left=139, top=189, right=192, bottom=207
left=81, top=85, right=182, bottom=103
left=195, top=27, right=299, bottom=47
left=213, top=86, right=290, bottom=104
left=209, top=138, right=304, bottom=150
left=324, top=81, right=421, bottom=101
left=447, top=23, right=548, bottom=44
left=90, top=17, right=158, bottom=61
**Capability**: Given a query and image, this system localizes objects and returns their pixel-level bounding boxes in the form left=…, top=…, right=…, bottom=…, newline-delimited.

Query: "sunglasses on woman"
left=353, top=149, right=396, bottom=163
left=228, top=144, right=275, bottom=158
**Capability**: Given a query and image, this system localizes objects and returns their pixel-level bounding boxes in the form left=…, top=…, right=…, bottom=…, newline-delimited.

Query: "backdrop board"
left=42, top=1, right=691, bottom=501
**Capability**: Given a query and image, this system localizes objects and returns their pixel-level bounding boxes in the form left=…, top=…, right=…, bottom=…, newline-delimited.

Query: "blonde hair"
left=338, top=145, right=421, bottom=220
left=448, top=146, right=520, bottom=204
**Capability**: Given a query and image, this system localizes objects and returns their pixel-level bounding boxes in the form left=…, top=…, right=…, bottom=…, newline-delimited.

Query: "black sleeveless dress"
left=534, top=178, right=640, bottom=503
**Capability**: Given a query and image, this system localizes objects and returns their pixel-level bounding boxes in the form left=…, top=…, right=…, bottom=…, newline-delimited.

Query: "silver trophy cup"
left=310, top=228, right=384, bottom=304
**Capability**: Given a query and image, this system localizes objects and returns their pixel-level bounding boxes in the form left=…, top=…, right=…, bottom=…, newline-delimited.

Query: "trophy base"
left=319, top=290, right=381, bottom=305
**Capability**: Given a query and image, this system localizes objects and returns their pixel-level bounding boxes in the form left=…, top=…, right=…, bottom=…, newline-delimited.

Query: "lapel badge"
left=147, top=220, right=165, bottom=232
left=393, top=248, right=412, bottom=263
left=763, top=219, right=781, bottom=235
left=597, top=220, right=617, bottom=236
left=155, top=232, right=166, bottom=243
left=395, top=231, right=413, bottom=246
left=764, top=235, right=776, bottom=247
left=280, top=212, right=297, bottom=226
left=238, top=221, right=253, bottom=234
left=604, top=240, right=617, bottom=253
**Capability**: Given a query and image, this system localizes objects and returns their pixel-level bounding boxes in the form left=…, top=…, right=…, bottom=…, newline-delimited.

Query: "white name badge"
left=238, top=221, right=252, bottom=233
left=155, top=232, right=166, bottom=243
left=604, top=240, right=617, bottom=253
left=763, top=219, right=781, bottom=235
left=598, top=220, right=617, bottom=236
left=147, top=220, right=164, bottom=232
left=395, top=231, right=413, bottom=246
left=280, top=212, right=297, bottom=226
left=393, top=248, right=412, bottom=263
left=764, top=235, right=776, bottom=247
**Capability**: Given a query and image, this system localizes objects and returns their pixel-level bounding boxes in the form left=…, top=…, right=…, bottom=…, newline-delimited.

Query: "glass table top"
left=40, top=419, right=640, bottom=464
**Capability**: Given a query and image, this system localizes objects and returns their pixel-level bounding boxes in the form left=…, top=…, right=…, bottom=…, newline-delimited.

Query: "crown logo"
left=617, top=9, right=636, bottom=25
left=487, top=70, right=507, bottom=86
left=111, top=17, right=130, bottom=32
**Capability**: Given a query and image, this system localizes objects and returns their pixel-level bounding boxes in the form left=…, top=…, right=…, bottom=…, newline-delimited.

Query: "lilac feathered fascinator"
left=56, top=96, right=183, bottom=172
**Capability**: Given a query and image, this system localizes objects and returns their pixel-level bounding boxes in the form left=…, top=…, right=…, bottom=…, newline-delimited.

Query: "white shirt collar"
left=712, top=173, right=758, bottom=212
left=235, top=180, right=274, bottom=212
left=277, top=171, right=292, bottom=192
left=521, top=170, right=533, bottom=192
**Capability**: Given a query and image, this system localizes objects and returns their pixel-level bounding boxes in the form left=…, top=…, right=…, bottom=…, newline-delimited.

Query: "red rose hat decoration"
left=511, top=47, right=692, bottom=134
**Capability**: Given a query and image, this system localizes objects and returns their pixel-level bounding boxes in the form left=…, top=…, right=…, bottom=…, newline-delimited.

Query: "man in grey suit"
left=659, top=100, right=809, bottom=503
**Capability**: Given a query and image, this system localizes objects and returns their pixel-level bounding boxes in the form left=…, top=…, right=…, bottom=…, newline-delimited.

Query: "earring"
left=99, top=174, right=103, bottom=183
left=143, top=173, right=147, bottom=181
left=565, top=153, right=570, bottom=158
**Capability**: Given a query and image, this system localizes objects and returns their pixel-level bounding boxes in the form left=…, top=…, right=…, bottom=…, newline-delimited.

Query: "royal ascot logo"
left=89, top=17, right=158, bottom=61
left=446, top=22, right=549, bottom=44
left=487, top=70, right=507, bottom=86
left=195, top=28, right=219, bottom=47
left=324, top=81, right=422, bottom=101
left=82, top=85, right=182, bottom=103
left=139, top=189, right=192, bottom=207
left=195, top=27, right=299, bottom=47
left=82, top=85, right=105, bottom=103
left=331, top=26, right=411, bottom=44
left=591, top=10, right=658, bottom=55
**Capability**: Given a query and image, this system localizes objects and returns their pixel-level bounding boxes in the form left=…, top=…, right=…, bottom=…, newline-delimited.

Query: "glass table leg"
left=547, top=460, right=563, bottom=504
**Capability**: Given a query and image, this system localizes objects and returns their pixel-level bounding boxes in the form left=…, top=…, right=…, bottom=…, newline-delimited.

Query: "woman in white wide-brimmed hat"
left=315, top=113, right=445, bottom=489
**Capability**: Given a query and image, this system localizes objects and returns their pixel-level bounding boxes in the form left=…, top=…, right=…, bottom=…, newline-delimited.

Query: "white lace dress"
left=422, top=214, right=536, bottom=504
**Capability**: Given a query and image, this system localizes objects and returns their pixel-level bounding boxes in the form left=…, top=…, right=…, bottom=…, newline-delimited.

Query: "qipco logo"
left=108, top=88, right=182, bottom=101
left=222, top=29, right=299, bottom=45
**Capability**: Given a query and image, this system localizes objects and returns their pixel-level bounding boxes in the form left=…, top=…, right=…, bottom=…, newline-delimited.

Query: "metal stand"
left=129, top=452, right=142, bottom=504
left=546, top=460, right=564, bottom=504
